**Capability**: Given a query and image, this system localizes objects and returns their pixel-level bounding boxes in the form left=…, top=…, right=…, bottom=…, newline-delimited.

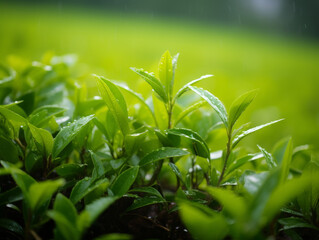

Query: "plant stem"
left=217, top=128, right=232, bottom=186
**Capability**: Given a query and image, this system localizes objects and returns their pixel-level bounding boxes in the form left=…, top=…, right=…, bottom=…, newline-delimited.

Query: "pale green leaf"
left=228, top=90, right=256, bottom=128
left=189, top=86, right=228, bottom=128
left=52, top=115, right=94, bottom=158
left=232, top=119, right=284, bottom=148
left=130, top=67, right=167, bottom=103
left=96, top=76, right=129, bottom=136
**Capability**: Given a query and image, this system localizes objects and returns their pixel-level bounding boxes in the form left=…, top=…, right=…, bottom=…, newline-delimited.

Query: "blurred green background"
left=0, top=1, right=318, bottom=150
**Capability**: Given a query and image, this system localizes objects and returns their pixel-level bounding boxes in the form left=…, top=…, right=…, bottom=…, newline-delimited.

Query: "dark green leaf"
left=278, top=217, right=319, bottom=231
left=167, top=128, right=210, bottom=158
left=0, top=218, right=23, bottom=236
left=139, top=147, right=189, bottom=166
left=126, top=196, right=165, bottom=211
left=110, top=166, right=139, bottom=196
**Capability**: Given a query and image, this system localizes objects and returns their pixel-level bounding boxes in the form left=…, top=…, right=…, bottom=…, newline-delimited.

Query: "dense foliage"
left=0, top=51, right=318, bottom=239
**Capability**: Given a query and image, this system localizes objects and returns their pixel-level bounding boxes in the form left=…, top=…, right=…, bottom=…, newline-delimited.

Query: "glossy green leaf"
left=158, top=50, right=173, bottom=98
left=70, top=177, right=109, bottom=204
left=130, top=67, right=167, bottom=103
left=28, top=105, right=65, bottom=127
left=52, top=115, right=94, bottom=158
left=232, top=119, right=284, bottom=148
left=228, top=90, right=256, bottom=128
left=110, top=166, right=139, bottom=196
left=167, top=128, right=210, bottom=158
left=139, top=147, right=189, bottom=166
left=129, top=186, right=164, bottom=200
left=96, top=75, right=129, bottom=136
left=179, top=201, right=228, bottom=240
left=189, top=86, right=228, bottom=128
left=226, top=153, right=263, bottom=176
left=0, top=136, right=20, bottom=163
left=0, top=218, right=23, bottom=237
left=126, top=196, right=165, bottom=211
left=28, top=123, right=53, bottom=157
left=278, top=217, right=319, bottom=231
left=90, top=150, right=106, bottom=181
left=257, top=145, right=277, bottom=169
left=54, top=163, right=86, bottom=178
left=169, top=162, right=187, bottom=188
left=175, top=75, right=213, bottom=99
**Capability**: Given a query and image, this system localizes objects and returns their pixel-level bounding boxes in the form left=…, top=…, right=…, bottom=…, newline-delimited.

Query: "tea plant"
left=0, top=51, right=318, bottom=240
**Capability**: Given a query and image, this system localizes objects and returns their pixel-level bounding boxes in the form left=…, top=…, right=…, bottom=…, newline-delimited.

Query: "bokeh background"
left=1, top=0, right=319, bottom=151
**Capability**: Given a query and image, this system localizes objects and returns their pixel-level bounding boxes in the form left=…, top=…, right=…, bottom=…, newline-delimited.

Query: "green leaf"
left=175, top=75, right=213, bottom=99
left=126, top=196, right=165, bottom=211
left=174, top=100, right=206, bottom=126
left=52, top=115, right=94, bottom=159
left=206, top=187, right=247, bottom=220
left=262, top=175, right=313, bottom=229
left=112, top=82, right=158, bottom=126
left=257, top=145, right=277, bottom=169
left=70, top=177, right=109, bottom=204
left=278, top=138, right=293, bottom=184
left=158, top=50, right=173, bottom=98
left=129, top=186, right=164, bottom=200
left=78, top=196, right=117, bottom=233
left=278, top=217, right=319, bottom=231
left=0, top=187, right=23, bottom=206
left=228, top=90, right=256, bottom=128
left=110, top=166, right=139, bottom=196
left=139, top=147, right=189, bottom=166
left=189, top=86, right=228, bottom=128
left=53, top=193, right=78, bottom=224
left=232, top=119, right=284, bottom=148
left=0, top=218, right=23, bottom=236
left=96, top=75, right=129, bottom=136
left=1, top=161, right=36, bottom=202
left=94, top=233, right=132, bottom=240
left=29, top=179, right=65, bottom=211
left=0, top=136, right=20, bottom=163
left=167, top=128, right=210, bottom=158
left=179, top=201, right=228, bottom=240
left=90, top=150, right=106, bottom=181
left=226, top=153, right=263, bottom=176
left=28, top=123, right=53, bottom=157
left=130, top=67, right=167, bottom=103
left=47, top=210, right=80, bottom=240
left=169, top=162, right=188, bottom=189
left=54, top=163, right=86, bottom=178
left=28, top=105, right=65, bottom=127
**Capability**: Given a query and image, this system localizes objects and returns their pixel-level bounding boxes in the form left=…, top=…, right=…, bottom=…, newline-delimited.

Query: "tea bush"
left=0, top=51, right=318, bottom=239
